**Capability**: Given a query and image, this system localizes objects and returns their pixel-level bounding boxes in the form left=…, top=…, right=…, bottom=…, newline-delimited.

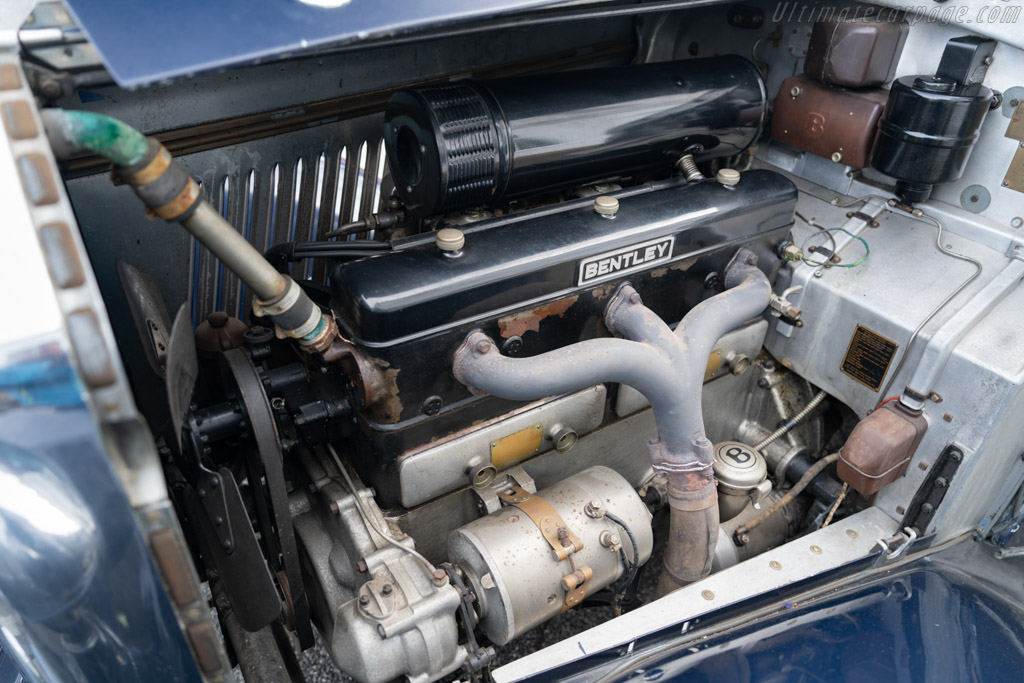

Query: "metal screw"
left=359, top=595, right=370, bottom=606
left=329, top=501, right=340, bottom=515
left=476, top=340, right=492, bottom=354
left=629, top=292, right=642, bottom=304
left=585, top=499, right=604, bottom=518
left=810, top=545, right=822, bottom=555
left=382, top=584, right=393, bottom=596
left=433, top=568, right=449, bottom=587
left=701, top=589, right=715, bottom=600
left=921, top=503, right=934, bottom=515
left=813, top=270, right=823, bottom=278
left=757, top=378, right=770, bottom=389
left=769, top=560, right=782, bottom=570
left=846, top=529, right=858, bottom=539
left=1011, top=99, right=1021, bottom=107
left=422, top=395, right=443, bottom=416
left=356, top=560, right=368, bottom=573
left=703, top=272, right=721, bottom=289
left=935, top=477, right=947, bottom=489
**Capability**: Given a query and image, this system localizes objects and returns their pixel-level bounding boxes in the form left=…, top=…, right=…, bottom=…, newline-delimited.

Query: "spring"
left=677, top=154, right=705, bottom=183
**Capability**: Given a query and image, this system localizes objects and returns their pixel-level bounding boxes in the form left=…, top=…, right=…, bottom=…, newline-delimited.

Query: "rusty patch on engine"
left=498, top=296, right=578, bottom=337
left=671, top=257, right=697, bottom=272
left=365, top=356, right=402, bottom=424
left=589, top=283, right=616, bottom=300
left=650, top=266, right=669, bottom=278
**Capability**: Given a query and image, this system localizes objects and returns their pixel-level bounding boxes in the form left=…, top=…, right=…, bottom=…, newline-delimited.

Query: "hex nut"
left=593, top=195, right=619, bottom=216
left=599, top=530, right=621, bottom=550
left=435, top=228, right=465, bottom=252
left=584, top=499, right=604, bottom=518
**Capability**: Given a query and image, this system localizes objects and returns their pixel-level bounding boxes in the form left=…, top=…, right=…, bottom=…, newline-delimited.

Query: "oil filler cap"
left=435, top=228, right=465, bottom=252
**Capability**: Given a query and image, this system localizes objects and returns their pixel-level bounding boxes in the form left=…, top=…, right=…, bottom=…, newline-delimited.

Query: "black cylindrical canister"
left=384, top=56, right=766, bottom=216
left=871, top=75, right=993, bottom=203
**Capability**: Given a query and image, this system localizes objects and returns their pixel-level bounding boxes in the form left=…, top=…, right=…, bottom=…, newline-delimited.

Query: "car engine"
left=3, top=1, right=1024, bottom=681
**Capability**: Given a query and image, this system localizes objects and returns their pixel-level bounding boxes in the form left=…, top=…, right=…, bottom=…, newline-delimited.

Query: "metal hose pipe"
left=754, top=390, right=828, bottom=453
left=40, top=109, right=336, bottom=353
left=453, top=247, right=772, bottom=596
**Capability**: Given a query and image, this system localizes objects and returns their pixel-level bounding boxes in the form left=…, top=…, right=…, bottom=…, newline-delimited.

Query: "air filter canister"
left=384, top=56, right=766, bottom=216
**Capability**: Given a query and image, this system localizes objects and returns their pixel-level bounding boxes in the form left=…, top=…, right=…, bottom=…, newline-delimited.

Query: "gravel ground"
left=299, top=511, right=669, bottom=682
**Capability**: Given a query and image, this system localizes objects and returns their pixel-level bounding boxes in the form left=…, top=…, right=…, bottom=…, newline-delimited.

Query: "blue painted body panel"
left=544, top=542, right=1024, bottom=683
left=0, top=352, right=200, bottom=683
left=62, top=0, right=562, bottom=88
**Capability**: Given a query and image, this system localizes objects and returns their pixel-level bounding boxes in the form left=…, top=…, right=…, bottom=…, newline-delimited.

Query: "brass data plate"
left=841, top=324, right=898, bottom=391
left=1003, top=145, right=1024, bottom=194
left=490, top=423, right=543, bottom=468
left=1006, top=100, right=1024, bottom=141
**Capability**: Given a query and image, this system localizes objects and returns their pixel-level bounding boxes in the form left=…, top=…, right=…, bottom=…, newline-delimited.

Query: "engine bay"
left=4, top=1, right=1024, bottom=681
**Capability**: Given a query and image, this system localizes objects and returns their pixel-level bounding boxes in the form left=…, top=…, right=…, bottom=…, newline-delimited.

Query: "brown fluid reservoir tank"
left=838, top=401, right=928, bottom=495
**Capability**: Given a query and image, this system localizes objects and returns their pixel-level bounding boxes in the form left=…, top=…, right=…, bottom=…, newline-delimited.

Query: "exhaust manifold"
left=453, top=247, right=772, bottom=596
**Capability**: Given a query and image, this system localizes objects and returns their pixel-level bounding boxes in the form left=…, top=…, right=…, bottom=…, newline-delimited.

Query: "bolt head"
left=422, top=395, right=444, bottom=416
left=433, top=568, right=449, bottom=586
left=329, top=501, right=340, bottom=515
left=502, top=335, right=524, bottom=355
left=476, top=340, right=492, bottom=354
left=356, top=560, right=368, bottom=573
left=757, top=378, right=770, bottom=389
left=382, top=583, right=393, bottom=596
left=359, top=594, right=370, bottom=606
